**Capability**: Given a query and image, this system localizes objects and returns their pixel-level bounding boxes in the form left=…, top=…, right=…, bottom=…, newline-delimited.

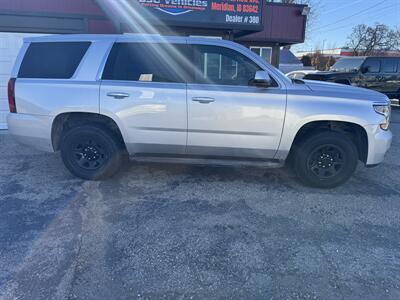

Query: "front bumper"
left=364, top=124, right=392, bottom=166
left=7, top=113, right=54, bottom=152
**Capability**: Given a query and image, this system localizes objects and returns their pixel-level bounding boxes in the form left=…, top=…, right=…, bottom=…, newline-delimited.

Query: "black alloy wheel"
left=307, top=144, right=345, bottom=179
left=72, top=138, right=107, bottom=171
left=293, top=132, right=358, bottom=188
left=60, top=125, right=124, bottom=180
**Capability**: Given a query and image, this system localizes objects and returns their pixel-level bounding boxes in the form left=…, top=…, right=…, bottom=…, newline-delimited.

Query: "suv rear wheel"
left=60, top=125, right=124, bottom=180
left=293, top=132, right=358, bottom=188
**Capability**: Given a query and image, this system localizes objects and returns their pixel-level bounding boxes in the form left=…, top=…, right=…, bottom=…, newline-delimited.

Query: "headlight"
left=373, top=104, right=391, bottom=130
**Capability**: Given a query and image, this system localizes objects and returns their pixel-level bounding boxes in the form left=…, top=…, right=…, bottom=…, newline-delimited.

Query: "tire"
left=60, top=124, right=124, bottom=180
left=292, top=131, right=358, bottom=188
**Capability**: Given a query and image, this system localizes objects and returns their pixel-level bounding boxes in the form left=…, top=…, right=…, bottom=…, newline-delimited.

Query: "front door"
left=186, top=44, right=287, bottom=159
left=359, top=58, right=382, bottom=93
left=100, top=41, right=189, bottom=155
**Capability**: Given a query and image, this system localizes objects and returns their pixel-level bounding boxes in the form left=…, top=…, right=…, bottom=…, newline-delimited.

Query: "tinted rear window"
left=102, top=43, right=190, bottom=83
left=18, top=42, right=91, bottom=79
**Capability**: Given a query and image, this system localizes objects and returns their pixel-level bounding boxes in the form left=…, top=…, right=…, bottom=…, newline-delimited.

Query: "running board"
left=131, top=155, right=284, bottom=169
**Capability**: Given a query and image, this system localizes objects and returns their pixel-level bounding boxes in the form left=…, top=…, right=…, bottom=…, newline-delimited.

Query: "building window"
left=250, top=47, right=272, bottom=64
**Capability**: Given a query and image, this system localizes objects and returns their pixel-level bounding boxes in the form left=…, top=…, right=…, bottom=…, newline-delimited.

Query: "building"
left=277, top=49, right=304, bottom=74
left=0, top=0, right=307, bottom=129
left=295, top=48, right=354, bottom=59
left=296, top=47, right=400, bottom=59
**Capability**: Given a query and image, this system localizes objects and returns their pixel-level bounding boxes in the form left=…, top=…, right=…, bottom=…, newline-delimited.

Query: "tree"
left=300, top=55, right=312, bottom=66
left=311, top=52, right=321, bottom=70
left=325, top=56, right=336, bottom=71
left=308, top=52, right=334, bottom=71
left=347, top=24, right=400, bottom=56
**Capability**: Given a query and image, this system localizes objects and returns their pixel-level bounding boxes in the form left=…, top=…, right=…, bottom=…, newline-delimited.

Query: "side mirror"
left=361, top=66, right=369, bottom=73
left=253, top=70, right=273, bottom=87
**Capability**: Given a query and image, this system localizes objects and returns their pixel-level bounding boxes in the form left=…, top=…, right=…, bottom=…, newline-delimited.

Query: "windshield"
left=331, top=58, right=364, bottom=72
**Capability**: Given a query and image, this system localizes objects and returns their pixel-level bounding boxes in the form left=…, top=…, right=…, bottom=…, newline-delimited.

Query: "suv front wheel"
left=293, top=132, right=358, bottom=188
left=60, top=124, right=124, bottom=180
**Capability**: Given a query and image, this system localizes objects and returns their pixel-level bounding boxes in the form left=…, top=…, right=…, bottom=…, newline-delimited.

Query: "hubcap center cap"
left=318, top=153, right=334, bottom=168
left=83, top=146, right=99, bottom=161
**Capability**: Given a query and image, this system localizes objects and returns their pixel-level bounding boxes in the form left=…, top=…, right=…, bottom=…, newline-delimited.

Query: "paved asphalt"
left=1, top=110, right=400, bottom=300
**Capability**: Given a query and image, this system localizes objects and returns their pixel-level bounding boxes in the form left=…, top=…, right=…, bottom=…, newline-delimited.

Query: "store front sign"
left=137, top=0, right=263, bottom=30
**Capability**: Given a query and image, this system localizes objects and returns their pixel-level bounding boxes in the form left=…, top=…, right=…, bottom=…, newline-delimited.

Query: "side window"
left=102, top=43, right=189, bottom=83
left=382, top=59, right=398, bottom=73
left=18, top=42, right=91, bottom=79
left=191, top=45, right=264, bottom=86
left=363, top=59, right=381, bottom=73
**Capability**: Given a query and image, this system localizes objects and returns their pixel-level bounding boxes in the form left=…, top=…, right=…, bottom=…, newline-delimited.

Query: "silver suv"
left=7, top=34, right=392, bottom=188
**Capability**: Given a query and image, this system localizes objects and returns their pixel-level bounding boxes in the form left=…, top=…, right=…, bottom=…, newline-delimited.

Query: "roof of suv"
left=20, top=33, right=292, bottom=86
left=23, top=34, right=233, bottom=46
left=22, top=33, right=256, bottom=61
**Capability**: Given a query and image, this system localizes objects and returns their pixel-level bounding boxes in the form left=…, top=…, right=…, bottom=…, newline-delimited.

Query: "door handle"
left=107, top=92, right=130, bottom=99
left=192, top=97, right=215, bottom=104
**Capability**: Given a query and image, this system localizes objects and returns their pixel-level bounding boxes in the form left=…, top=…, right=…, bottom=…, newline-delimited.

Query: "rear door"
left=186, top=44, right=287, bottom=159
left=100, top=40, right=190, bottom=155
left=380, top=58, right=399, bottom=98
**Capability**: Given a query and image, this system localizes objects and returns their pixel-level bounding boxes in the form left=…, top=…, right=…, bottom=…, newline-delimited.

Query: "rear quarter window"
left=18, top=42, right=91, bottom=79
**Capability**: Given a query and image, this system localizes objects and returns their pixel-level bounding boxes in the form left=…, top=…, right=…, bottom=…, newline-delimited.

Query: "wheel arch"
left=285, top=120, right=369, bottom=164
left=51, top=112, right=126, bottom=152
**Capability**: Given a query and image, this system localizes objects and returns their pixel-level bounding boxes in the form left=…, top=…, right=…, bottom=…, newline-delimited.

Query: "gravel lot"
left=1, top=110, right=400, bottom=300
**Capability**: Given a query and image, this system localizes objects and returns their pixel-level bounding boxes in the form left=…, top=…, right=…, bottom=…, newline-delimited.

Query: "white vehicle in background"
left=286, top=69, right=319, bottom=80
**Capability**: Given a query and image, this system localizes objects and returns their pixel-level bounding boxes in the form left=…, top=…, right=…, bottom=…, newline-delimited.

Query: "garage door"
left=0, top=33, right=44, bottom=129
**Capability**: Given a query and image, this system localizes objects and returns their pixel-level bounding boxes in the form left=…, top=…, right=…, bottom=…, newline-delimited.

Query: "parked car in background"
left=286, top=69, right=319, bottom=80
left=303, top=57, right=400, bottom=99
left=7, top=35, right=392, bottom=188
